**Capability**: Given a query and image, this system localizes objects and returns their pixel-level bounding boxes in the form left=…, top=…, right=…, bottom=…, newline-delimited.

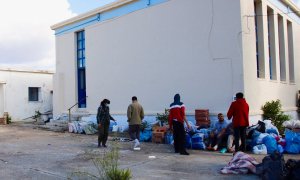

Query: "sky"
left=0, top=0, right=299, bottom=71
left=0, top=0, right=115, bottom=71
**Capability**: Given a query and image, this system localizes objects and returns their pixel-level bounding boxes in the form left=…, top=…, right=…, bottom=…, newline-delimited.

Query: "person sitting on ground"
left=207, top=113, right=228, bottom=151
left=225, top=122, right=238, bottom=153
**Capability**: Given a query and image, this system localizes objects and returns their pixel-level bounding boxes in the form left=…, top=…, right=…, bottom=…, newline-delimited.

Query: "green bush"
left=261, top=99, right=291, bottom=134
left=141, top=121, right=150, bottom=132
left=6, top=114, right=12, bottom=124
left=156, top=109, right=169, bottom=126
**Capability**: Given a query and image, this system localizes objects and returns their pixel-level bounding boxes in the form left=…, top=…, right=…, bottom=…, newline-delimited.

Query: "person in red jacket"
left=227, top=92, right=249, bottom=152
left=168, top=94, right=190, bottom=155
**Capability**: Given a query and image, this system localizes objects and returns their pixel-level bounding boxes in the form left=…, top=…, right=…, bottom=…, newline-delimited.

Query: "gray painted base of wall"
left=111, top=110, right=299, bottom=128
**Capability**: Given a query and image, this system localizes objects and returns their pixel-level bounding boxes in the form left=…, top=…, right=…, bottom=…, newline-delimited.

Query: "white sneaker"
left=133, top=139, right=140, bottom=150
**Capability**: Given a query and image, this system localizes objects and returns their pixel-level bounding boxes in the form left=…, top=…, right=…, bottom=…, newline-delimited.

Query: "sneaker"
left=220, top=148, right=227, bottom=154
left=134, top=139, right=140, bottom=149
left=102, top=144, right=107, bottom=148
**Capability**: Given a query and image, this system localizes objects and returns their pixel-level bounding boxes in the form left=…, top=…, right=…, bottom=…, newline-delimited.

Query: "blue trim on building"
left=55, top=0, right=168, bottom=35
left=269, top=0, right=300, bottom=24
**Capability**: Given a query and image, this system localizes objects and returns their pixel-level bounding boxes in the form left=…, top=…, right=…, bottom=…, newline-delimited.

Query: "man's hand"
left=98, top=124, right=101, bottom=129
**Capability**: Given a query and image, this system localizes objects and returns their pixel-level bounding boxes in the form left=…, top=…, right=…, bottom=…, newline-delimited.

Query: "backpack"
left=256, top=151, right=288, bottom=180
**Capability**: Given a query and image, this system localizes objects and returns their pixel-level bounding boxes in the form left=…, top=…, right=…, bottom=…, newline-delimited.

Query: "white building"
left=51, top=0, right=300, bottom=122
left=0, top=68, right=53, bottom=121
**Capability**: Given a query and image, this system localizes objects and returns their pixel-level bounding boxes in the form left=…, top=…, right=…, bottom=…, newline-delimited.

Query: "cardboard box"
left=152, top=132, right=165, bottom=143
left=195, top=109, right=209, bottom=116
left=0, top=118, right=6, bottom=125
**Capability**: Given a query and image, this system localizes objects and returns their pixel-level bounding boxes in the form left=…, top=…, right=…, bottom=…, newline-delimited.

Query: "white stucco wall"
left=53, top=0, right=300, bottom=122
left=0, top=69, right=53, bottom=121
left=240, top=0, right=300, bottom=119
left=53, top=0, right=244, bottom=116
left=53, top=33, right=77, bottom=116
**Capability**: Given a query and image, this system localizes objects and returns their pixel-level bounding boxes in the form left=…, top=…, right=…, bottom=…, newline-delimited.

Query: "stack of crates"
left=195, top=109, right=210, bottom=127
left=152, top=126, right=167, bottom=143
left=0, top=118, right=6, bottom=125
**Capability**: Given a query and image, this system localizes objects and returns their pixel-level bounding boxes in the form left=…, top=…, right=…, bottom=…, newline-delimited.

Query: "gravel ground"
left=0, top=124, right=299, bottom=180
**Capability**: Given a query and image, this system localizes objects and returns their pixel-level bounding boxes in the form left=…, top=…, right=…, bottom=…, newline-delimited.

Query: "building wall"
left=0, top=70, right=53, bottom=120
left=53, top=0, right=244, bottom=116
left=53, top=33, right=77, bottom=116
left=240, top=0, right=300, bottom=119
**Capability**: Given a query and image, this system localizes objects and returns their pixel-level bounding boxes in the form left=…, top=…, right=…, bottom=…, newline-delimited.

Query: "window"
left=254, top=1, right=265, bottom=78
left=278, top=14, right=286, bottom=81
left=29, top=87, right=40, bottom=101
left=287, top=20, right=295, bottom=83
left=267, top=7, right=276, bottom=80
left=76, top=30, right=86, bottom=108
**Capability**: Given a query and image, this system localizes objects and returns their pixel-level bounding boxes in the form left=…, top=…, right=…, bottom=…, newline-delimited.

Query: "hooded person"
left=227, top=92, right=249, bottom=152
left=97, top=99, right=116, bottom=148
left=168, top=94, right=190, bottom=155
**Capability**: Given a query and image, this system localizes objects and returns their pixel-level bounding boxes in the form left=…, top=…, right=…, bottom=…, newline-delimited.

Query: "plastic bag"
left=164, top=131, right=173, bottom=144
left=191, top=133, right=206, bottom=150
left=263, top=119, right=279, bottom=135
left=112, top=125, right=118, bottom=132
left=185, top=133, right=192, bottom=149
left=140, top=130, right=152, bottom=142
left=253, top=144, right=268, bottom=154
left=285, top=129, right=300, bottom=154
left=262, top=135, right=278, bottom=154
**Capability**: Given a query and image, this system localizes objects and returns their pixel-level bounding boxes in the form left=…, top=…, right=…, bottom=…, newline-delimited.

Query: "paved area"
left=0, top=124, right=300, bottom=180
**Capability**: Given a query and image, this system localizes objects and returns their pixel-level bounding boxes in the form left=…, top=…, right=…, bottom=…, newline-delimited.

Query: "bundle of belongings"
left=68, top=116, right=99, bottom=135
left=220, top=151, right=259, bottom=174
left=283, top=120, right=300, bottom=154
left=255, top=151, right=300, bottom=180
left=221, top=151, right=300, bottom=180
left=185, top=121, right=207, bottom=150
left=246, top=120, right=288, bottom=154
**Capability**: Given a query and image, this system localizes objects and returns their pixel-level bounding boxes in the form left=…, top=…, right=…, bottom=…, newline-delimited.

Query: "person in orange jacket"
left=227, top=92, right=249, bottom=152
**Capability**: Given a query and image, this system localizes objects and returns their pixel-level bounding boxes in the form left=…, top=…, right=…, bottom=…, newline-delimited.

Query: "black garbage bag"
left=286, top=159, right=300, bottom=180
left=256, top=151, right=288, bottom=180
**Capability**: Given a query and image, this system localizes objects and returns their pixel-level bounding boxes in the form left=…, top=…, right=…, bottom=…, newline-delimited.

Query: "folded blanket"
left=220, top=151, right=259, bottom=174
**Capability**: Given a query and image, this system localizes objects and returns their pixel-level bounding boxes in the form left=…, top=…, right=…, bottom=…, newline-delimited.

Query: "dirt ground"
left=0, top=124, right=300, bottom=180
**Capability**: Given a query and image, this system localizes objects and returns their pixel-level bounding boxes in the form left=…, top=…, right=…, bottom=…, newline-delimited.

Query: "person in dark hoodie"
left=227, top=92, right=249, bottom=152
left=168, top=94, right=190, bottom=155
left=97, top=99, right=116, bottom=148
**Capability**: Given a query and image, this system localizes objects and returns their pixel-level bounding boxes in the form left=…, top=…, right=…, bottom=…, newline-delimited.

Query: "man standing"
left=168, top=94, right=190, bottom=155
left=227, top=92, right=249, bottom=152
left=127, top=96, right=144, bottom=149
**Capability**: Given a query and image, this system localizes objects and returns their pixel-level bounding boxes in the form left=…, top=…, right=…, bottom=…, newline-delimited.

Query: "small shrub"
left=261, top=99, right=291, bottom=134
left=33, top=111, right=41, bottom=121
left=156, top=109, right=169, bottom=126
left=6, top=114, right=12, bottom=124
left=70, top=144, right=131, bottom=180
left=141, top=121, right=150, bottom=132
